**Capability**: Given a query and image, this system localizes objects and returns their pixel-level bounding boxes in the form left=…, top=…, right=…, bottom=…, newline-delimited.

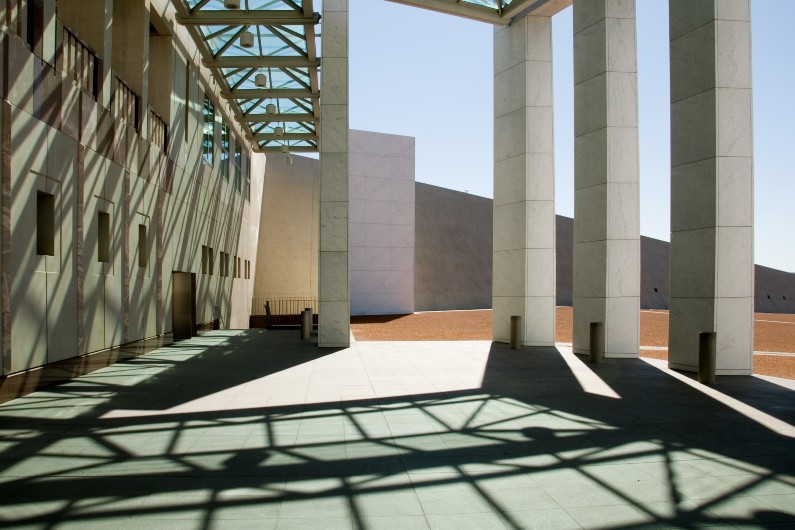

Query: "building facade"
left=0, top=0, right=263, bottom=377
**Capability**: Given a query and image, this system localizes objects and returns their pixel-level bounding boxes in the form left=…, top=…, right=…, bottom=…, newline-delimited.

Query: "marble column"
left=318, top=0, right=350, bottom=347
left=668, top=0, right=754, bottom=374
left=493, top=15, right=556, bottom=347
left=572, top=0, right=640, bottom=358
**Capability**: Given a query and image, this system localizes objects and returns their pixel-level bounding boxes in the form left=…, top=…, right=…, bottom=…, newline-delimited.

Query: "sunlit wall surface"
left=0, top=0, right=264, bottom=376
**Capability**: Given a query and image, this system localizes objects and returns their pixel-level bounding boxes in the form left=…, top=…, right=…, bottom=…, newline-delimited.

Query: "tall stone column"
left=572, top=0, right=640, bottom=358
left=318, top=0, right=350, bottom=347
left=668, top=0, right=754, bottom=374
left=493, top=15, right=556, bottom=347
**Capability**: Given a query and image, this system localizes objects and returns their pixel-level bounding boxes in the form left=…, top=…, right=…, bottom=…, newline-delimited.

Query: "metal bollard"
left=510, top=315, right=521, bottom=350
left=698, top=332, right=716, bottom=385
left=301, top=308, right=312, bottom=340
left=590, top=322, right=604, bottom=363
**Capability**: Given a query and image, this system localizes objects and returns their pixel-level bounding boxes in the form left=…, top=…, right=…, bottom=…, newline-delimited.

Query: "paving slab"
left=0, top=329, right=793, bottom=529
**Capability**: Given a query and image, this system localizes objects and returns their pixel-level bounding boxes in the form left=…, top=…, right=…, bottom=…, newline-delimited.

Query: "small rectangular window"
left=220, top=251, right=229, bottom=277
left=208, top=247, right=214, bottom=275
left=26, top=0, right=38, bottom=51
left=36, top=191, right=55, bottom=256
left=184, top=63, right=190, bottom=144
left=201, top=245, right=208, bottom=274
left=98, top=211, right=110, bottom=263
left=138, top=224, right=148, bottom=267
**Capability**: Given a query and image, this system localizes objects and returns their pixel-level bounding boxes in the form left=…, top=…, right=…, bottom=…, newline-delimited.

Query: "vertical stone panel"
left=1, top=102, right=9, bottom=374
left=318, top=0, right=349, bottom=347
left=493, top=15, right=556, bottom=346
left=668, top=0, right=754, bottom=374
left=572, top=0, right=640, bottom=358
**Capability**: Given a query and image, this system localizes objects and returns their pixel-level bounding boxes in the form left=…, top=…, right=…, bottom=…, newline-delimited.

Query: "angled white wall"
left=349, top=130, right=415, bottom=316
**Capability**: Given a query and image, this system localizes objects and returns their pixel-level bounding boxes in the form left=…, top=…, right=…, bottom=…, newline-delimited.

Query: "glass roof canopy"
left=172, top=0, right=568, bottom=153
left=174, top=0, right=320, bottom=153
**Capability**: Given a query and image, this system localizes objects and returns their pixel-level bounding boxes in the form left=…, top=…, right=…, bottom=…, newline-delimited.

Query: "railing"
left=249, top=297, right=316, bottom=329
left=148, top=108, right=168, bottom=154
left=63, top=26, right=98, bottom=97
left=112, top=76, right=140, bottom=131
left=251, top=297, right=317, bottom=316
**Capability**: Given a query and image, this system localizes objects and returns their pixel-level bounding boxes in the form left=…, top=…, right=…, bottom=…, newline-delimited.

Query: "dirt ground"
left=350, top=308, right=795, bottom=379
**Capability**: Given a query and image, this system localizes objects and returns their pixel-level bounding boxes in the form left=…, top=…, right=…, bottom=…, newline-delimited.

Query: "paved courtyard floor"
left=1, top=329, right=794, bottom=529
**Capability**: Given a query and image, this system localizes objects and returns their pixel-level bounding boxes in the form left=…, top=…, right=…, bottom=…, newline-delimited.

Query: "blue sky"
left=348, top=0, right=795, bottom=273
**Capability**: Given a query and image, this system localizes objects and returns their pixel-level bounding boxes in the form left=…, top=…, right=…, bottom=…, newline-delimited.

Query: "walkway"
left=1, top=330, right=794, bottom=529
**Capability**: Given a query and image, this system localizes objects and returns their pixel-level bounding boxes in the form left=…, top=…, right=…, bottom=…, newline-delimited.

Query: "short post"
left=510, top=315, right=521, bottom=350
left=301, top=308, right=312, bottom=340
left=212, top=305, right=221, bottom=330
left=698, top=331, right=716, bottom=385
left=590, top=322, right=604, bottom=363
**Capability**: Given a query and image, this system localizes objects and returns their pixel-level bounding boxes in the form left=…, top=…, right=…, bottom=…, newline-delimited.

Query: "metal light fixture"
left=255, top=73, right=267, bottom=87
left=283, top=142, right=292, bottom=165
left=239, top=30, right=254, bottom=48
left=224, top=0, right=240, bottom=8
left=274, top=126, right=284, bottom=136
left=266, top=103, right=277, bottom=115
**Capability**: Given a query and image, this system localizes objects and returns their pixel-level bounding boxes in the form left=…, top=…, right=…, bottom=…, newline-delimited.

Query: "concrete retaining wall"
left=414, top=183, right=492, bottom=312
left=416, top=186, right=795, bottom=314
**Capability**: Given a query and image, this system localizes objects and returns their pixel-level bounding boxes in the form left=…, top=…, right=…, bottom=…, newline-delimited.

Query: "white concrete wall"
left=349, top=130, right=415, bottom=316
left=253, top=154, right=320, bottom=302
left=252, top=130, right=416, bottom=317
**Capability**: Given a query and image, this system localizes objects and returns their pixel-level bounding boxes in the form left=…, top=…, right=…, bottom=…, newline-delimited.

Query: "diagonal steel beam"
left=503, top=0, right=572, bottom=20
left=240, top=113, right=318, bottom=123
left=205, top=56, right=320, bottom=69
left=222, top=88, right=319, bottom=99
left=176, top=10, right=320, bottom=26
left=255, top=132, right=318, bottom=141
left=384, top=0, right=501, bottom=24
left=258, top=145, right=318, bottom=153
left=385, top=0, right=570, bottom=25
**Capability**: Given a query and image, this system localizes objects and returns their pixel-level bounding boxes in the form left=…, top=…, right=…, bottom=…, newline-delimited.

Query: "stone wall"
left=755, top=266, right=795, bottom=314
left=417, top=186, right=795, bottom=314
left=414, top=183, right=492, bottom=311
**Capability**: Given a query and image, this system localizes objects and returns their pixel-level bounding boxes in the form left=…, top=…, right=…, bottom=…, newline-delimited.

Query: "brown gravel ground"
left=350, top=307, right=795, bottom=379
